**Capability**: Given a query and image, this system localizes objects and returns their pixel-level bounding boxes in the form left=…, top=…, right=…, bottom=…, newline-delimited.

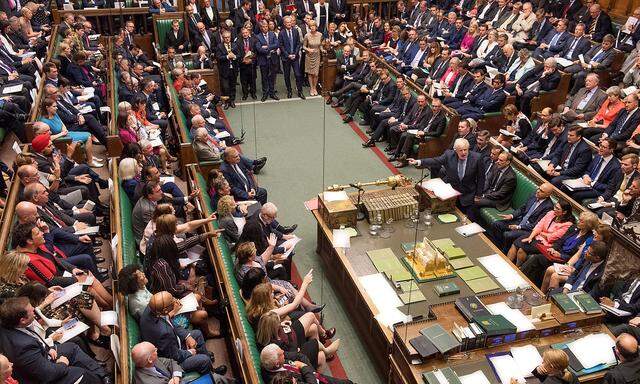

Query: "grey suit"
left=561, top=87, right=607, bottom=122
left=132, top=197, right=157, bottom=243
left=564, top=45, right=616, bottom=94
left=134, top=357, right=183, bottom=384
left=218, top=214, right=240, bottom=244
left=193, top=140, right=222, bottom=163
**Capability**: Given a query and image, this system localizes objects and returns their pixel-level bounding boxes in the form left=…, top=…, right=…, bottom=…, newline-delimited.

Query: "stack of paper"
left=488, top=355, right=526, bottom=384
left=567, top=333, right=616, bottom=369
left=510, top=345, right=543, bottom=378
left=176, top=293, right=200, bottom=315
left=361, top=273, right=410, bottom=329
left=421, top=178, right=461, bottom=200
left=332, top=228, right=351, bottom=248
left=281, top=236, right=302, bottom=258
left=562, top=178, right=591, bottom=191
left=323, top=191, right=349, bottom=202
left=367, top=248, right=412, bottom=281
left=478, top=254, right=529, bottom=291
left=457, top=266, right=499, bottom=294
left=487, top=302, right=535, bottom=332
left=454, top=223, right=485, bottom=237
left=459, top=370, right=491, bottom=384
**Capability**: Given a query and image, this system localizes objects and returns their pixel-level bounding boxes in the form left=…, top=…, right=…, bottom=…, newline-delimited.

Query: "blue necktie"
left=550, top=32, right=560, bottom=46
left=571, top=263, right=591, bottom=292
left=614, top=111, right=628, bottom=135
left=457, top=158, right=466, bottom=180
left=589, top=157, right=602, bottom=179
left=519, top=199, right=540, bottom=227
left=592, top=50, right=604, bottom=62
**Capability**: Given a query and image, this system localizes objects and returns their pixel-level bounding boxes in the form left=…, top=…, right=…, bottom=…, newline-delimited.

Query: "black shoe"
left=88, top=335, right=111, bottom=349
left=251, top=93, right=257, bottom=100
left=365, top=129, right=373, bottom=134
left=388, top=156, right=397, bottom=162
left=271, top=94, right=280, bottom=101
left=362, top=140, right=375, bottom=148
left=298, top=91, right=306, bottom=99
left=310, top=303, right=325, bottom=313
left=98, top=179, right=109, bottom=189
left=230, top=101, right=236, bottom=108
left=287, top=90, right=292, bottom=98
left=223, top=103, right=229, bottom=110
left=325, top=97, right=333, bottom=105
left=213, top=365, right=228, bottom=376
left=231, top=138, right=244, bottom=145
left=95, top=256, right=105, bottom=263
left=280, top=224, right=297, bottom=234
left=253, top=160, right=267, bottom=174
left=261, top=94, right=268, bottom=102
left=360, top=120, right=371, bottom=126
left=242, top=94, right=248, bottom=100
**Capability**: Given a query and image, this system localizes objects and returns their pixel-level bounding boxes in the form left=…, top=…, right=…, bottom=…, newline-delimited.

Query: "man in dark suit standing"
left=235, top=26, right=257, bottom=100
left=566, top=138, right=622, bottom=202
left=585, top=3, right=612, bottom=42
left=489, top=182, right=554, bottom=253
left=409, top=137, right=485, bottom=212
left=279, top=16, right=305, bottom=99
left=328, top=0, right=348, bottom=23
left=215, top=30, right=240, bottom=109
left=0, top=297, right=109, bottom=384
left=296, top=0, right=315, bottom=19
left=221, top=147, right=267, bottom=204
left=255, top=20, right=279, bottom=101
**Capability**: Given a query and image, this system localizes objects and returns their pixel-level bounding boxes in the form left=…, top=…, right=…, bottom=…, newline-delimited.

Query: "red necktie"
left=283, top=365, right=329, bottom=384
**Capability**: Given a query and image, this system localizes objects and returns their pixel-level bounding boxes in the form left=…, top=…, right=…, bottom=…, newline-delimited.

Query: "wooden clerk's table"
left=311, top=189, right=612, bottom=384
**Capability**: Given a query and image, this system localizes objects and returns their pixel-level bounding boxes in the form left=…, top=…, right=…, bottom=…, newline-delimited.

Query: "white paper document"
left=359, top=273, right=403, bottom=311
left=568, top=333, right=616, bottom=369
left=600, top=304, right=632, bottom=317
left=233, top=216, right=246, bottom=235
left=421, top=178, right=461, bottom=200
left=562, top=178, right=591, bottom=191
left=75, top=226, right=100, bottom=235
left=12, top=141, right=21, bottom=154
left=407, top=129, right=419, bottom=135
left=100, top=310, right=117, bottom=326
left=459, top=370, right=491, bottom=384
left=88, top=34, right=101, bottom=40
left=332, top=228, right=351, bottom=248
left=478, top=254, right=528, bottom=291
left=374, top=307, right=410, bottom=330
left=510, top=345, right=543, bottom=378
left=623, top=86, right=638, bottom=96
left=281, top=236, right=302, bottom=258
left=205, top=116, right=217, bottom=125
left=323, top=190, right=349, bottom=202
left=46, top=321, right=90, bottom=344
left=455, top=222, right=485, bottom=237
left=3, top=84, right=23, bottom=94
left=176, top=293, right=199, bottom=315
left=489, top=355, right=526, bottom=384
left=215, top=131, right=231, bottom=139
left=52, top=284, right=84, bottom=309
left=555, top=58, right=574, bottom=67
left=487, top=302, right=535, bottom=333
left=178, top=258, right=199, bottom=268
left=486, top=65, right=500, bottom=78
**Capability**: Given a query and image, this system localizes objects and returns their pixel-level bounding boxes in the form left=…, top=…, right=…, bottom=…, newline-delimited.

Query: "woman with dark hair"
left=508, top=200, right=575, bottom=266
left=120, top=142, right=143, bottom=162
left=144, top=234, right=195, bottom=298
left=117, top=110, right=139, bottom=145
left=117, top=264, right=219, bottom=337
left=240, top=267, right=267, bottom=301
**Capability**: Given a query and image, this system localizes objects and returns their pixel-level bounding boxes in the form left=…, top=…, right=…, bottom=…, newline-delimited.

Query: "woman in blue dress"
left=39, top=98, right=102, bottom=167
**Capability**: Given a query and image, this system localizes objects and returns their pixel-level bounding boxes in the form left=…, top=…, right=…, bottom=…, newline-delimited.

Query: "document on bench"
left=454, top=222, right=485, bottom=237
left=489, top=354, right=526, bottom=384
left=459, top=370, right=491, bottom=384
left=46, top=320, right=90, bottom=345
left=510, top=345, right=543, bottom=378
left=555, top=57, right=574, bottom=67
left=600, top=304, right=632, bottom=317
left=2, top=84, right=23, bottom=94
left=562, top=178, right=591, bottom=191
left=281, top=236, right=302, bottom=258
left=100, top=310, right=117, bottom=326
left=568, top=333, right=616, bottom=369
left=176, top=293, right=199, bottom=315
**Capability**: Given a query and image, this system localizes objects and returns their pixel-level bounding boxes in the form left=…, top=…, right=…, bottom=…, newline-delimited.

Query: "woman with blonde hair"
left=0, top=251, right=31, bottom=304
left=303, top=20, right=323, bottom=96
left=217, top=195, right=242, bottom=244
left=0, top=354, right=17, bottom=384
left=511, top=349, right=576, bottom=383
left=256, top=311, right=341, bottom=373
left=57, top=42, right=73, bottom=76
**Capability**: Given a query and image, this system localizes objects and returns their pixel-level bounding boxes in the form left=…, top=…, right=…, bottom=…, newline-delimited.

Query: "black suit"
left=165, top=28, right=188, bottom=53
left=393, top=110, right=447, bottom=158
left=490, top=195, right=554, bottom=252
left=417, top=150, right=485, bottom=208
left=565, top=260, right=605, bottom=296
left=517, top=65, right=561, bottom=116
left=0, top=327, right=104, bottom=384
left=603, top=108, right=640, bottom=144
left=194, top=29, right=216, bottom=52
left=328, top=0, right=348, bottom=23
left=477, top=165, right=517, bottom=211
left=201, top=6, right=220, bottom=30
left=585, top=12, right=612, bottom=42
left=235, top=36, right=257, bottom=97
left=216, top=42, right=240, bottom=101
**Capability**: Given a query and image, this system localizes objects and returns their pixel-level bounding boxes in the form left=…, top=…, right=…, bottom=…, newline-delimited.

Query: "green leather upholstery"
left=155, top=18, right=184, bottom=53
left=194, top=172, right=264, bottom=384
left=480, top=168, right=538, bottom=225
left=166, top=74, right=192, bottom=143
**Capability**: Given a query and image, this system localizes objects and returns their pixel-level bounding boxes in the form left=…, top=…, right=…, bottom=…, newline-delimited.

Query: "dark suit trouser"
left=567, top=188, right=600, bottom=202
left=519, top=253, right=552, bottom=288
left=259, top=61, right=277, bottom=96
left=490, top=219, right=530, bottom=253
left=239, top=63, right=256, bottom=96
left=393, top=131, right=420, bottom=157
left=179, top=329, right=213, bottom=374
left=220, top=69, right=238, bottom=101
left=57, top=341, right=105, bottom=383
left=518, top=90, right=537, bottom=117
left=343, top=93, right=366, bottom=116
left=333, top=81, right=363, bottom=100
left=371, top=110, right=395, bottom=131
left=281, top=57, right=303, bottom=93
left=369, top=116, right=393, bottom=141
left=68, top=164, right=102, bottom=203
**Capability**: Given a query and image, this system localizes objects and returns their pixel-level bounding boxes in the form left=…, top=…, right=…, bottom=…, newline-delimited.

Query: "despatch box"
left=317, top=192, right=358, bottom=229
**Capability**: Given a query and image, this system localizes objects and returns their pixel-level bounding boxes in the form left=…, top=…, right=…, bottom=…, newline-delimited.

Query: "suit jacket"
left=134, top=357, right=184, bottom=384
left=585, top=12, right=612, bottom=42
left=186, top=13, right=202, bottom=37
left=139, top=307, right=193, bottom=364
left=201, top=6, right=220, bottom=29
left=607, top=278, right=640, bottom=315
left=402, top=103, right=431, bottom=130
left=482, top=166, right=517, bottom=210
left=560, top=35, right=592, bottom=60
left=518, top=65, right=561, bottom=93
left=164, top=29, right=187, bottom=52
left=328, top=0, right=348, bottom=21
left=132, top=197, right=156, bottom=242
left=530, top=18, right=553, bottom=43
left=423, top=110, right=447, bottom=137
left=419, top=150, right=485, bottom=206
left=542, top=29, right=571, bottom=54
left=551, top=139, right=592, bottom=177
left=584, top=44, right=615, bottom=70
left=472, top=87, right=507, bottom=113
left=278, top=27, right=302, bottom=60
left=372, top=80, right=396, bottom=105
left=430, top=57, right=450, bottom=80
left=0, top=327, right=85, bottom=384
left=510, top=195, right=554, bottom=231
left=565, top=87, right=607, bottom=121
left=66, top=63, right=93, bottom=87
left=254, top=31, right=279, bottom=66
left=605, top=108, right=640, bottom=142
left=215, top=42, right=240, bottom=75
left=399, top=39, right=420, bottom=66
left=446, top=26, right=466, bottom=50
left=193, top=139, right=222, bottom=163
left=450, top=72, right=474, bottom=99
left=296, top=0, right=315, bottom=18
left=477, top=0, right=499, bottom=23
left=583, top=155, right=622, bottom=201
left=566, top=260, right=605, bottom=295
left=336, top=53, right=357, bottom=76
left=313, top=3, right=329, bottom=32
left=194, top=29, right=216, bottom=51
left=220, top=161, right=259, bottom=201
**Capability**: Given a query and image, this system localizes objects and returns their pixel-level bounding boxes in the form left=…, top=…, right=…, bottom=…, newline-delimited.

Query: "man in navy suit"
left=598, top=94, right=640, bottom=146
left=455, top=74, right=507, bottom=120
left=140, top=292, right=227, bottom=376
left=600, top=275, right=640, bottom=325
left=254, top=20, right=280, bottom=101
left=563, top=240, right=608, bottom=297
left=489, top=182, right=554, bottom=253
left=396, top=29, right=419, bottom=68
left=399, top=37, right=428, bottom=75
left=0, top=297, right=108, bottom=384
left=409, top=137, right=485, bottom=212
left=542, top=126, right=592, bottom=187
left=566, top=138, right=622, bottom=202
left=441, top=63, right=473, bottom=105
left=328, top=0, right=348, bottom=23
left=558, top=23, right=592, bottom=63
left=515, top=58, right=562, bottom=116
left=445, top=68, right=488, bottom=109
left=533, top=19, right=571, bottom=59
left=215, top=30, right=240, bottom=109
left=445, top=17, right=466, bottom=50
left=221, top=147, right=268, bottom=204
left=279, top=16, right=305, bottom=99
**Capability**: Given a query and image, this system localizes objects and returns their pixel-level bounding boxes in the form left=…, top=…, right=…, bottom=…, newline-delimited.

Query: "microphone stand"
left=349, top=183, right=366, bottom=221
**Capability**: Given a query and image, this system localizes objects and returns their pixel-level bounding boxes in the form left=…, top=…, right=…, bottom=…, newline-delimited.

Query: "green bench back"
left=512, top=168, right=538, bottom=210
left=165, top=73, right=192, bottom=143
left=155, top=18, right=185, bottom=53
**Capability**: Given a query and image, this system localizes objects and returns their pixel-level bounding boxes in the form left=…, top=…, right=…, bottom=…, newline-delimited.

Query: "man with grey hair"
left=255, top=20, right=279, bottom=101
left=408, top=138, right=485, bottom=212
left=132, top=341, right=184, bottom=384
left=278, top=16, right=305, bottom=99
left=260, top=343, right=353, bottom=384
left=515, top=56, right=561, bottom=116
left=193, top=127, right=222, bottom=163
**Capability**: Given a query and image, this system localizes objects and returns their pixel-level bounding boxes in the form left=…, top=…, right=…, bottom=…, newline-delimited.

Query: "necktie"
left=154, top=365, right=171, bottom=378
left=550, top=32, right=560, bottom=47
left=244, top=38, right=249, bottom=52
left=288, top=29, right=293, bottom=47
left=622, top=278, right=640, bottom=303
left=562, top=143, right=577, bottom=169
left=412, top=107, right=423, bottom=124
left=573, top=263, right=592, bottom=291
left=519, top=199, right=542, bottom=227
left=620, top=174, right=630, bottom=193
left=233, top=164, right=249, bottom=190
left=44, top=206, right=66, bottom=227
left=457, top=158, right=466, bottom=180
left=566, top=37, right=579, bottom=58
left=589, top=17, right=597, bottom=34
left=590, top=157, right=603, bottom=181
left=592, top=49, right=604, bottom=62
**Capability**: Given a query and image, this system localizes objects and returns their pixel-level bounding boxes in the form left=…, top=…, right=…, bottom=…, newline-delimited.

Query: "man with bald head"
left=408, top=138, right=485, bottom=213
left=139, top=292, right=227, bottom=376
left=220, top=147, right=268, bottom=204
left=602, top=333, right=640, bottom=383
left=132, top=341, right=183, bottom=384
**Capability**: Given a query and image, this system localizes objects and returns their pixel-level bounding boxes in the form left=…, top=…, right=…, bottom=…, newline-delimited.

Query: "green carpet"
left=224, top=97, right=391, bottom=384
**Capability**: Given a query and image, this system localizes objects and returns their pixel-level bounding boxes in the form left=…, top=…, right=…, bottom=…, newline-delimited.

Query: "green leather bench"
left=154, top=16, right=185, bottom=53
left=194, top=172, right=264, bottom=383
left=479, top=168, right=538, bottom=225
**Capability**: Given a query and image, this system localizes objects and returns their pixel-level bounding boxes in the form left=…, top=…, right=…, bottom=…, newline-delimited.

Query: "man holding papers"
left=533, top=126, right=592, bottom=188
left=599, top=275, right=640, bottom=324
left=409, top=138, right=485, bottom=213
left=589, top=154, right=639, bottom=216
left=563, top=138, right=622, bottom=202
